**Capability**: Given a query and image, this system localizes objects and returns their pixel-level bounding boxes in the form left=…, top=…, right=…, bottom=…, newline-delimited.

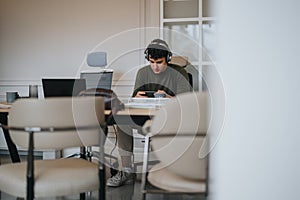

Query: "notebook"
left=42, top=78, right=86, bottom=98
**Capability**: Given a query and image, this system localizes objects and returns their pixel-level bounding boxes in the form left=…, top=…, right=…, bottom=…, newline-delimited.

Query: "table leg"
left=0, top=112, right=20, bottom=163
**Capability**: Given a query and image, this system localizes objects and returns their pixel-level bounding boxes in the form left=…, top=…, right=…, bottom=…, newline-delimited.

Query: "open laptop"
left=80, top=71, right=113, bottom=90
left=42, top=78, right=86, bottom=98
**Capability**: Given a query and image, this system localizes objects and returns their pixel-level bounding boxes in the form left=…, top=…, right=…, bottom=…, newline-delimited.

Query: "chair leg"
left=142, top=192, right=146, bottom=200
left=99, top=129, right=106, bottom=200
left=27, top=132, right=34, bottom=200
left=141, top=135, right=150, bottom=200
left=99, top=165, right=106, bottom=200
left=80, top=192, right=86, bottom=200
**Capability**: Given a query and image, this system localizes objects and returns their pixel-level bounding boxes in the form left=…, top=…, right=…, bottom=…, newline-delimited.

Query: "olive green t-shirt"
left=132, top=64, right=192, bottom=97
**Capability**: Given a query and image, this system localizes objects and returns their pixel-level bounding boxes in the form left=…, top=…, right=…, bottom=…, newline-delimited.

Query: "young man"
left=106, top=38, right=192, bottom=187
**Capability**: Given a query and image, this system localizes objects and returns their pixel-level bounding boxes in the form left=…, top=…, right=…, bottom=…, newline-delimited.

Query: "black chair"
left=188, top=72, right=193, bottom=88
left=169, top=56, right=194, bottom=89
left=78, top=88, right=125, bottom=176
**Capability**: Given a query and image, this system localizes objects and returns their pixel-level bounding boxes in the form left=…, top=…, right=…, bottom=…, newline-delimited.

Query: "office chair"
left=0, top=97, right=106, bottom=200
left=187, top=73, right=193, bottom=88
left=81, top=51, right=114, bottom=90
left=169, top=55, right=189, bottom=67
left=141, top=92, right=210, bottom=199
left=169, top=56, right=193, bottom=88
left=78, top=88, right=125, bottom=176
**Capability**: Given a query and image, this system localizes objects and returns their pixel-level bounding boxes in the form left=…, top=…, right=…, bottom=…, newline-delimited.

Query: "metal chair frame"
left=141, top=133, right=209, bottom=200
left=2, top=124, right=107, bottom=200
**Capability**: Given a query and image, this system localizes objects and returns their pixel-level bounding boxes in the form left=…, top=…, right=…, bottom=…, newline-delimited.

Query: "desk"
left=1, top=105, right=157, bottom=163
left=111, top=107, right=157, bottom=126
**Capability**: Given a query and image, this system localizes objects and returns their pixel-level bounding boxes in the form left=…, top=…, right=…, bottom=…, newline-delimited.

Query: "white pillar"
left=208, top=1, right=300, bottom=200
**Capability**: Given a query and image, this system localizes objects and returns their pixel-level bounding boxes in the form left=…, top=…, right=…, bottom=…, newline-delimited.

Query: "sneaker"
left=106, top=171, right=135, bottom=187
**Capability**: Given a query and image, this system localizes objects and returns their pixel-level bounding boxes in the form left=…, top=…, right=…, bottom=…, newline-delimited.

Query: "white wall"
left=208, top=1, right=300, bottom=200
left=0, top=0, right=160, bottom=148
left=0, top=0, right=160, bottom=100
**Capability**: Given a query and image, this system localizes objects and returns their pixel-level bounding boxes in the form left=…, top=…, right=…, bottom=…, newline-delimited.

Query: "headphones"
left=144, top=39, right=172, bottom=63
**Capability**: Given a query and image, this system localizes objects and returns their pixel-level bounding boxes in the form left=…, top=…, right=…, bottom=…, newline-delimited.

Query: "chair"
left=169, top=55, right=189, bottom=67
left=187, top=73, right=193, bottom=88
left=141, top=92, right=210, bottom=199
left=169, top=55, right=194, bottom=88
left=0, top=97, right=106, bottom=200
left=78, top=88, right=125, bottom=176
left=81, top=51, right=114, bottom=90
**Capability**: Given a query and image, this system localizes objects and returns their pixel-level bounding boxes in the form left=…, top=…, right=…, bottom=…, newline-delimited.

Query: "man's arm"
left=132, top=68, right=146, bottom=97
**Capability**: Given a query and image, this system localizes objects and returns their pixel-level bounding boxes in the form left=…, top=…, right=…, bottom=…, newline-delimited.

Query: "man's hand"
left=155, top=90, right=172, bottom=98
left=135, top=91, right=148, bottom=98
left=135, top=90, right=172, bottom=98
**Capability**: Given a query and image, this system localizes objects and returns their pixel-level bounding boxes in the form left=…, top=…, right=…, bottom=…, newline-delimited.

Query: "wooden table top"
left=0, top=102, right=11, bottom=113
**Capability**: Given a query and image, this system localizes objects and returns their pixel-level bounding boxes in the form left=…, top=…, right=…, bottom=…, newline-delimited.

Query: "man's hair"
left=147, top=48, right=169, bottom=60
left=144, top=38, right=172, bottom=62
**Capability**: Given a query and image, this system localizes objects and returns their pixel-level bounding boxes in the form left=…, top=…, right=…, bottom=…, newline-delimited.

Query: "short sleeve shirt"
left=132, top=64, right=192, bottom=97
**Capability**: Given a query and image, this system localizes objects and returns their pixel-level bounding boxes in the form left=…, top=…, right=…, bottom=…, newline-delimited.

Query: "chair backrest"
left=8, top=97, right=105, bottom=150
left=149, top=92, right=210, bottom=180
left=169, top=56, right=189, bottom=67
left=169, top=56, right=194, bottom=88
left=86, top=52, right=107, bottom=67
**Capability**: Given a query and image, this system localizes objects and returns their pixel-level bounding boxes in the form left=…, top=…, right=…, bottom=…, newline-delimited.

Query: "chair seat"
left=0, top=158, right=99, bottom=198
left=148, top=163, right=206, bottom=193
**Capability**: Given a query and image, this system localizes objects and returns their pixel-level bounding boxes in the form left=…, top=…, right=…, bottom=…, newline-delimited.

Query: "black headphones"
left=144, top=39, right=172, bottom=63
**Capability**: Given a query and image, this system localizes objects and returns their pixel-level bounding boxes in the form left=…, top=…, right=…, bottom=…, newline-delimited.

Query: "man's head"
left=145, top=39, right=172, bottom=74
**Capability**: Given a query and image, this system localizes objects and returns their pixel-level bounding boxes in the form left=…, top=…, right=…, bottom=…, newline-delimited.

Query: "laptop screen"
left=80, top=71, right=113, bottom=90
left=42, top=78, right=86, bottom=98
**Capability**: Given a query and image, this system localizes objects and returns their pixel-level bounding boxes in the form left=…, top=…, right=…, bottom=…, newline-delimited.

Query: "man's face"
left=149, top=56, right=168, bottom=74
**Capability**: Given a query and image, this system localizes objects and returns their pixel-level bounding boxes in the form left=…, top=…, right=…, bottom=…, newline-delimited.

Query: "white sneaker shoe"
left=106, top=171, right=135, bottom=187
